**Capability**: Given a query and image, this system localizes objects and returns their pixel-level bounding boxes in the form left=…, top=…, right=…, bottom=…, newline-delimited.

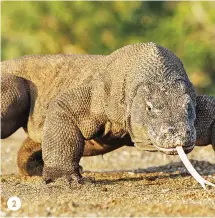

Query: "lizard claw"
left=44, top=178, right=53, bottom=184
left=43, top=166, right=83, bottom=184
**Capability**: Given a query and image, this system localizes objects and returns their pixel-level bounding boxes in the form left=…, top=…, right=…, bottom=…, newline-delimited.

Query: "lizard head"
left=123, top=42, right=197, bottom=155
left=127, top=78, right=196, bottom=155
left=106, top=42, right=197, bottom=154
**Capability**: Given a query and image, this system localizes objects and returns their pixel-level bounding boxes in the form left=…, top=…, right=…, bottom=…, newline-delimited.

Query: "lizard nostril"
left=186, top=129, right=191, bottom=135
left=163, top=127, right=175, bottom=138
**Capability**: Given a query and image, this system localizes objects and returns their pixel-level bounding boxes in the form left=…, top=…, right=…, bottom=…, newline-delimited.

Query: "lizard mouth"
left=134, top=142, right=158, bottom=152
left=155, top=144, right=195, bottom=155
left=134, top=142, right=194, bottom=154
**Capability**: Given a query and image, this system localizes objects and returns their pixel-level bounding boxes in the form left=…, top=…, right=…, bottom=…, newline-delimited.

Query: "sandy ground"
left=1, top=129, right=215, bottom=217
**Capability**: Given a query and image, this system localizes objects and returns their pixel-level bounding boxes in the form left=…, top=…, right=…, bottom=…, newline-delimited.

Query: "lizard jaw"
left=154, top=144, right=195, bottom=155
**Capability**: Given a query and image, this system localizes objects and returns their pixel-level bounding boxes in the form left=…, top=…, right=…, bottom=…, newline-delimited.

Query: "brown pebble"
left=102, top=187, right=108, bottom=192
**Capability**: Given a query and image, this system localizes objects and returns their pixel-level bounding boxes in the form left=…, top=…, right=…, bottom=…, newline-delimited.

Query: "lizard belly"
left=83, top=135, right=133, bottom=156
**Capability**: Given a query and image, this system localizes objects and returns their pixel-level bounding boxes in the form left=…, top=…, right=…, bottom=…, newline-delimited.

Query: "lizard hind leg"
left=17, top=137, right=43, bottom=176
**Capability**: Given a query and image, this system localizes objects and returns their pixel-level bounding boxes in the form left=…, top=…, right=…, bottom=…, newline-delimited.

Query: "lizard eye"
left=146, top=106, right=152, bottom=112
left=145, top=101, right=153, bottom=114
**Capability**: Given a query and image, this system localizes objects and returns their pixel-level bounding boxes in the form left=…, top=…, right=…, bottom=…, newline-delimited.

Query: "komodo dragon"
left=1, top=42, right=197, bottom=183
left=17, top=95, right=215, bottom=176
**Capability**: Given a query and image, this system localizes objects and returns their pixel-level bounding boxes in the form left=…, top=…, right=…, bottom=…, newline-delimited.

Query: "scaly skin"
left=194, top=95, right=215, bottom=150
left=1, top=74, right=29, bottom=138
left=17, top=95, right=215, bottom=177
left=1, top=42, right=197, bottom=183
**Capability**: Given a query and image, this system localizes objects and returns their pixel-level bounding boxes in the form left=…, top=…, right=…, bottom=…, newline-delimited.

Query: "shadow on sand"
left=86, top=160, right=215, bottom=185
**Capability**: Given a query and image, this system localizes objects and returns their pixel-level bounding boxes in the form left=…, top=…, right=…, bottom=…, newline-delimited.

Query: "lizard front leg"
left=42, top=87, right=96, bottom=183
left=42, top=106, right=84, bottom=183
left=1, top=74, right=29, bottom=138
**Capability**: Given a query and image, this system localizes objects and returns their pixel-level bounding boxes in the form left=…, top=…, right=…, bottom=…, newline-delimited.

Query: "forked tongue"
left=176, top=146, right=215, bottom=190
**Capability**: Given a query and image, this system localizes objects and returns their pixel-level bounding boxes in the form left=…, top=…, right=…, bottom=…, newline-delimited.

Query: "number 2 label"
left=7, top=196, right=21, bottom=211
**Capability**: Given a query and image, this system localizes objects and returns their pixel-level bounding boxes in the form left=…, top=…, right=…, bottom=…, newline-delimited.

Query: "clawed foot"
left=43, top=166, right=83, bottom=184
